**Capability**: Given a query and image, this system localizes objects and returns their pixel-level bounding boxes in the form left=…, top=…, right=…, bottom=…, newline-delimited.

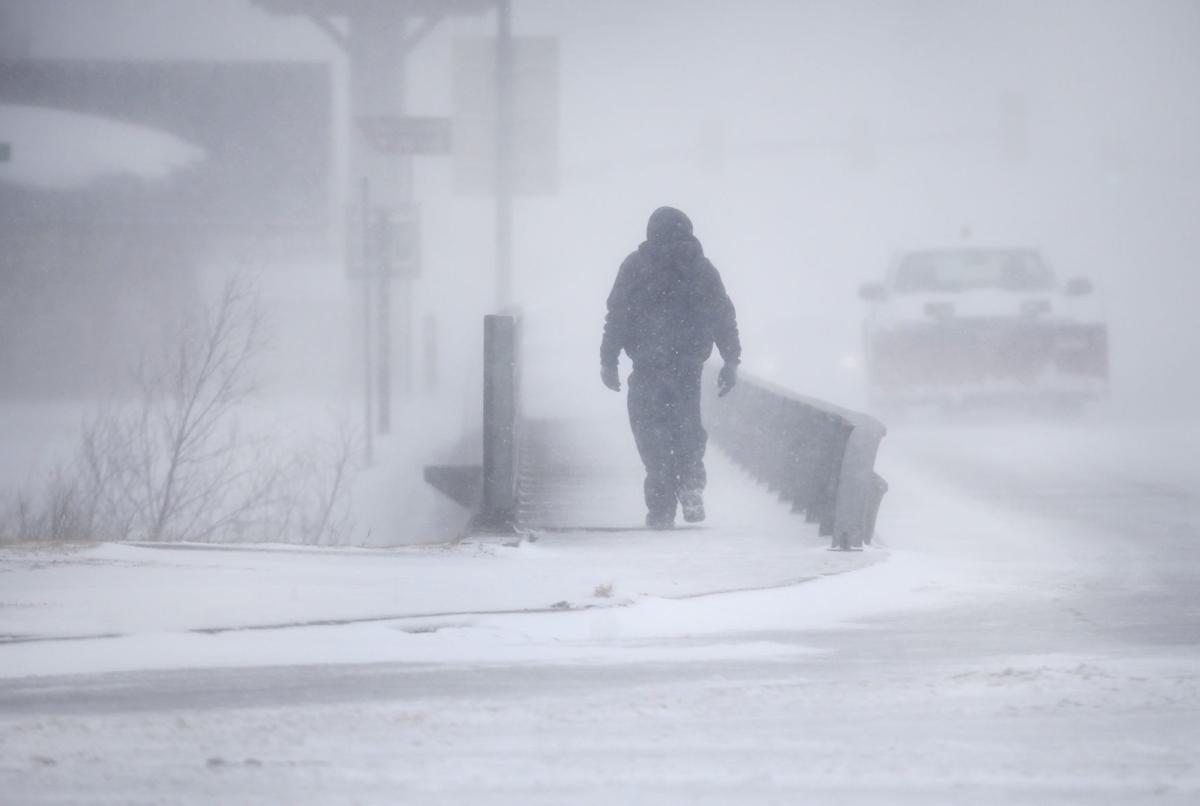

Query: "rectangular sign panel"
left=453, top=36, right=559, bottom=196
left=358, top=115, right=453, bottom=155
left=346, top=202, right=421, bottom=279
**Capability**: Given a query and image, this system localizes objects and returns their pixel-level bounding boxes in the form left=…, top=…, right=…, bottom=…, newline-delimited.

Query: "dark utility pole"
left=347, top=4, right=408, bottom=436
left=359, top=178, right=374, bottom=464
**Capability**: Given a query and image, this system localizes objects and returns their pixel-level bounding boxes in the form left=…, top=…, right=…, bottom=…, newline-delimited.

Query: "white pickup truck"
left=859, top=248, right=1108, bottom=413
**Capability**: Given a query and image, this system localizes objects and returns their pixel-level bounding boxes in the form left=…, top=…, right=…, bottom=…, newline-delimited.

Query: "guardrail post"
left=831, top=418, right=886, bottom=550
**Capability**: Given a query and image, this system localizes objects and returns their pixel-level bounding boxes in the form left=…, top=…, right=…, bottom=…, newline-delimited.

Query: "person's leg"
left=671, top=363, right=708, bottom=521
left=627, top=368, right=677, bottom=526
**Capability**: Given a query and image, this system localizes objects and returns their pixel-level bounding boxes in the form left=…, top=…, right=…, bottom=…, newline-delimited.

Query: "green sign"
left=0, top=143, right=9, bottom=163
left=358, top=116, right=452, bottom=156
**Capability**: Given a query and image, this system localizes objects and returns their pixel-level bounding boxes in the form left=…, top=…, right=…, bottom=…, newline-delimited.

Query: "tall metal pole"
left=360, top=178, right=374, bottom=466
left=495, top=0, right=514, bottom=310
left=398, top=156, right=415, bottom=400
left=349, top=5, right=409, bottom=437
left=376, top=8, right=405, bottom=434
left=399, top=272, right=414, bottom=397
left=377, top=217, right=392, bottom=434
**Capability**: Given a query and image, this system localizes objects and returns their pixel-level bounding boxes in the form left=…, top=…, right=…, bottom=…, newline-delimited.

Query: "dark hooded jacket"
left=601, top=207, right=741, bottom=370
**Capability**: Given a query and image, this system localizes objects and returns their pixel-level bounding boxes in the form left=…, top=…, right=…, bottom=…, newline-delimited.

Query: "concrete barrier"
left=473, top=313, right=521, bottom=532
left=422, top=313, right=521, bottom=534
left=703, top=369, right=887, bottom=550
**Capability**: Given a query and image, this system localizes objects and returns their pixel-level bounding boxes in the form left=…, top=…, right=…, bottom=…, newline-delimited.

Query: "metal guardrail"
left=703, top=368, right=888, bottom=550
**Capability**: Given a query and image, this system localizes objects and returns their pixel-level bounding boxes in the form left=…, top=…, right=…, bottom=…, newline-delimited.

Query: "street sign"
left=357, top=116, right=452, bottom=155
left=346, top=202, right=421, bottom=278
left=453, top=36, right=559, bottom=195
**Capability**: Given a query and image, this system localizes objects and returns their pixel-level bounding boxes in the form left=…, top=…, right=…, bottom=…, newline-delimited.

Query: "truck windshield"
left=894, top=250, right=1053, bottom=293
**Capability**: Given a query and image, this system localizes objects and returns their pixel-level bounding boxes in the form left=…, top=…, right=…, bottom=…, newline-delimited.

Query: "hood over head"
left=646, top=206, right=693, bottom=243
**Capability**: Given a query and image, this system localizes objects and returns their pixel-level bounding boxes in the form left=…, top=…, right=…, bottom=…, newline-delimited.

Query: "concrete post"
left=478, top=314, right=518, bottom=531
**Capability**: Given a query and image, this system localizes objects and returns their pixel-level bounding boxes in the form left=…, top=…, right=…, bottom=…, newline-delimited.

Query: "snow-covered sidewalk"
left=3, top=421, right=1199, bottom=804
left=0, top=431, right=885, bottom=678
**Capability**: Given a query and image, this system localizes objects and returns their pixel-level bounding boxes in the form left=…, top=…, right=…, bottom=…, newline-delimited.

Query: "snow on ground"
left=2, top=650, right=1197, bottom=805
left=0, top=432, right=884, bottom=677
left=0, top=395, right=478, bottom=547
left=0, top=544, right=946, bottom=679
left=1, top=417, right=1198, bottom=803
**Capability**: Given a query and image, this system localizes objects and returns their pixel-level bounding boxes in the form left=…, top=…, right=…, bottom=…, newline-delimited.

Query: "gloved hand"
left=717, top=362, right=738, bottom=397
left=601, top=364, right=621, bottom=392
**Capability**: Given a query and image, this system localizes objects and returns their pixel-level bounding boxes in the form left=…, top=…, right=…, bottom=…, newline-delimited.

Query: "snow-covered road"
left=1, top=418, right=1198, bottom=803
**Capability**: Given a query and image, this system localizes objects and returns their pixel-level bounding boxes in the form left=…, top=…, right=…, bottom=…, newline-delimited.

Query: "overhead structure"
left=255, top=0, right=493, bottom=15
left=254, top=0, right=509, bottom=453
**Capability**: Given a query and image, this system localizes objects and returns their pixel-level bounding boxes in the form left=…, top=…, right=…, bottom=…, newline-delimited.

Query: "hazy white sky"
left=3, top=0, right=1198, bottom=414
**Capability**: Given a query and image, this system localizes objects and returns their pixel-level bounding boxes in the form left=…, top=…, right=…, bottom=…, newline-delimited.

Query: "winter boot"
left=645, top=510, right=675, bottom=530
left=679, top=490, right=705, bottom=523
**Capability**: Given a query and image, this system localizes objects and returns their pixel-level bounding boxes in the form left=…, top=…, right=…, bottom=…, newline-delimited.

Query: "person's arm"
left=709, top=265, right=741, bottom=366
left=600, top=258, right=635, bottom=389
left=707, top=264, right=741, bottom=397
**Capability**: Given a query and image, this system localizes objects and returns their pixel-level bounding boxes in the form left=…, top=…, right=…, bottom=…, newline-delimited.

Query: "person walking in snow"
left=600, top=206, right=742, bottom=529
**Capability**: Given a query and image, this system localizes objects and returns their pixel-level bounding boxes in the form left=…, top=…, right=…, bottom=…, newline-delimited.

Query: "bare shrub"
left=1, top=275, right=357, bottom=545
left=78, top=275, right=275, bottom=542
left=0, top=470, right=89, bottom=543
left=260, top=422, right=360, bottom=546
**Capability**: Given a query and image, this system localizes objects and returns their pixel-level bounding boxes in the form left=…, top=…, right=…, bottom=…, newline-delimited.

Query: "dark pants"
left=627, top=363, right=707, bottom=519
